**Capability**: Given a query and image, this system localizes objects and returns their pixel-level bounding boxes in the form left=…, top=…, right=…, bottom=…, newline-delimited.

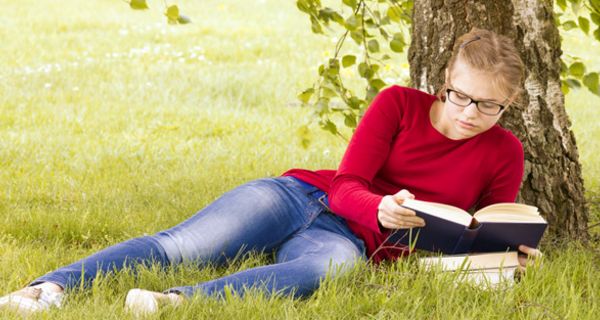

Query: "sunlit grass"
left=1, top=0, right=599, bottom=319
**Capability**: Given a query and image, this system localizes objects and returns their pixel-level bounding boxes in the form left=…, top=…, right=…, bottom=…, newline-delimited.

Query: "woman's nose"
left=463, top=102, right=479, bottom=117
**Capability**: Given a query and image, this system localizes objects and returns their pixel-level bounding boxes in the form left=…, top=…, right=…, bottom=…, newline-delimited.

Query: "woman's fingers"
left=517, top=244, right=543, bottom=272
left=378, top=206, right=425, bottom=229
left=518, top=245, right=543, bottom=258
left=393, top=189, right=415, bottom=202
left=377, top=194, right=425, bottom=230
left=380, top=214, right=424, bottom=228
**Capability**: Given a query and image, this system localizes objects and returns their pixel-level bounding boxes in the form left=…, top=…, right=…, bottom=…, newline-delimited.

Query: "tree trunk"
left=408, top=0, right=589, bottom=241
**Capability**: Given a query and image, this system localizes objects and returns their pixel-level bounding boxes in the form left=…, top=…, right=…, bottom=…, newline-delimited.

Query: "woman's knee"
left=306, top=241, right=363, bottom=278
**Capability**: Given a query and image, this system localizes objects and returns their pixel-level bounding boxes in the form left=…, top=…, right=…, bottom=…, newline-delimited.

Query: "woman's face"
left=440, top=58, right=508, bottom=140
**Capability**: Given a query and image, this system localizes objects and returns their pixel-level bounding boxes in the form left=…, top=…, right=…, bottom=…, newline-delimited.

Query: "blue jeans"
left=31, top=176, right=366, bottom=298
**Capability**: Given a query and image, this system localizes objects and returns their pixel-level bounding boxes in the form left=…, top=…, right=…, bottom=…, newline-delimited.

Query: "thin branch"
left=586, top=221, right=600, bottom=230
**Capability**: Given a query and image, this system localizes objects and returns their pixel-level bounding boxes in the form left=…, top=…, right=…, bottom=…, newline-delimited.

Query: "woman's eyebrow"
left=453, top=85, right=503, bottom=103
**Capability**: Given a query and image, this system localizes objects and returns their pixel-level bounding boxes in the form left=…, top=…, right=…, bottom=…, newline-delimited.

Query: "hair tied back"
left=460, top=35, right=481, bottom=49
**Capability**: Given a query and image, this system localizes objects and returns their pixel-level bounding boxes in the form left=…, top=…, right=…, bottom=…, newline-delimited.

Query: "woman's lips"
left=457, top=120, right=476, bottom=129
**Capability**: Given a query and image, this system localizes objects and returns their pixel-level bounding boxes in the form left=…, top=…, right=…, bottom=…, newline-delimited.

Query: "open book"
left=387, top=199, right=547, bottom=254
left=419, top=251, right=519, bottom=287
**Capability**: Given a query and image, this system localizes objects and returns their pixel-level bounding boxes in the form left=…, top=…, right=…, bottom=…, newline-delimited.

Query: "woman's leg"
left=165, top=212, right=366, bottom=299
left=28, top=177, right=324, bottom=291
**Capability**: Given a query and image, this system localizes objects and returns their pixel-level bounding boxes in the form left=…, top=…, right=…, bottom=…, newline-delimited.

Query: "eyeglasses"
left=445, top=88, right=505, bottom=116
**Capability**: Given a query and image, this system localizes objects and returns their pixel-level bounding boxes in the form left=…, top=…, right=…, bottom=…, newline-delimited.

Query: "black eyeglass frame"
left=445, top=88, right=506, bottom=116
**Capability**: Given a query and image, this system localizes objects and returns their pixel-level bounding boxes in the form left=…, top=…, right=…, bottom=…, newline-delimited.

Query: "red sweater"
left=283, top=86, right=524, bottom=263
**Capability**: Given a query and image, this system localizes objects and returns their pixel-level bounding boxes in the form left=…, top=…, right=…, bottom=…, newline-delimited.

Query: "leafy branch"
left=296, top=0, right=600, bottom=145
left=296, top=0, right=412, bottom=145
left=555, top=0, right=600, bottom=96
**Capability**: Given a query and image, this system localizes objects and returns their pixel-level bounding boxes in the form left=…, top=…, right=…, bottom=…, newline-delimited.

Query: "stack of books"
left=385, top=199, right=548, bottom=287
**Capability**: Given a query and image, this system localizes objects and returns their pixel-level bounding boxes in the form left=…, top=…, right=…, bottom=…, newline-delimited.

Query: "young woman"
left=0, top=28, right=542, bottom=316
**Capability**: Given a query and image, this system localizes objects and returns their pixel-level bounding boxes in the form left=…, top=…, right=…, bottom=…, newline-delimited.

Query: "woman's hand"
left=377, top=189, right=426, bottom=230
left=517, top=244, right=543, bottom=273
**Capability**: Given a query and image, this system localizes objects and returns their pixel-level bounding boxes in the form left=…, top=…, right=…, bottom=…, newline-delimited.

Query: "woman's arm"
left=328, top=86, right=424, bottom=233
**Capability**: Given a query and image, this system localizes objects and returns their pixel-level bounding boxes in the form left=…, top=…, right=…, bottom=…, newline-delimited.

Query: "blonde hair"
left=439, top=28, right=525, bottom=107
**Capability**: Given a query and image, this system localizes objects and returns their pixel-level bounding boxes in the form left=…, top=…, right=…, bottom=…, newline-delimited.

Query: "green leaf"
left=595, top=27, right=600, bottom=41
left=565, top=78, right=582, bottom=88
left=358, top=62, right=373, bottom=79
left=178, top=14, right=191, bottom=24
left=331, top=12, right=345, bottom=25
left=345, top=16, right=359, bottom=31
left=556, top=0, right=567, bottom=11
left=328, top=58, right=340, bottom=70
left=342, top=55, right=356, bottom=68
left=590, top=0, right=600, bottom=14
left=316, top=98, right=330, bottom=115
left=344, top=113, right=357, bottom=128
left=326, top=59, right=340, bottom=77
left=583, top=72, right=600, bottom=95
left=348, top=96, right=363, bottom=110
left=318, top=64, right=325, bottom=76
left=343, top=0, right=358, bottom=10
left=165, top=5, right=179, bottom=24
left=298, top=88, right=315, bottom=104
left=310, top=17, right=323, bottom=34
left=350, top=30, right=364, bottom=44
left=569, top=62, right=586, bottom=77
left=130, top=0, right=149, bottom=10
left=321, top=119, right=338, bottom=135
left=390, top=39, right=404, bottom=52
left=322, top=86, right=337, bottom=98
left=560, top=60, right=568, bottom=77
left=591, top=13, right=600, bottom=26
left=562, top=20, right=578, bottom=30
left=369, top=78, right=386, bottom=91
left=367, top=39, right=380, bottom=53
left=390, top=32, right=405, bottom=52
left=387, top=6, right=402, bottom=22
left=366, top=86, right=378, bottom=101
left=561, top=80, right=570, bottom=95
left=296, top=0, right=310, bottom=13
left=578, top=17, right=590, bottom=34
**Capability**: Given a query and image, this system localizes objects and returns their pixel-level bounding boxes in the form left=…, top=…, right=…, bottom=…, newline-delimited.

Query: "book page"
left=474, top=203, right=545, bottom=223
left=419, top=251, right=519, bottom=271
left=401, top=199, right=472, bottom=226
left=474, top=203, right=538, bottom=216
left=475, top=213, right=547, bottom=223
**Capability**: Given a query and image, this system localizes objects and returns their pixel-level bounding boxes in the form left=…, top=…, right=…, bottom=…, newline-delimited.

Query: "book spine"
left=451, top=226, right=480, bottom=254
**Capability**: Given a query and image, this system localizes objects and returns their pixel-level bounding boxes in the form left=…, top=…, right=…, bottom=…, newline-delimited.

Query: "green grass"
left=1, top=0, right=599, bottom=319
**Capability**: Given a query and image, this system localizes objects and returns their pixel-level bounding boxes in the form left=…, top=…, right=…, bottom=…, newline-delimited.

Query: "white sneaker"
left=125, top=288, right=183, bottom=316
left=0, top=287, right=63, bottom=315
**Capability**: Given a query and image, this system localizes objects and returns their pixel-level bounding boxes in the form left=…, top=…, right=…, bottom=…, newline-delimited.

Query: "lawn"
left=1, top=0, right=599, bottom=319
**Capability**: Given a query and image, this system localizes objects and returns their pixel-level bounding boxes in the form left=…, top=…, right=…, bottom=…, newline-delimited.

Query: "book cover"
left=386, top=199, right=547, bottom=254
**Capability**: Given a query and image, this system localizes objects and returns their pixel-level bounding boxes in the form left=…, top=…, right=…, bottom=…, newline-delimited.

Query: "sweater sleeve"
left=476, top=132, right=525, bottom=209
left=328, top=86, right=404, bottom=234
